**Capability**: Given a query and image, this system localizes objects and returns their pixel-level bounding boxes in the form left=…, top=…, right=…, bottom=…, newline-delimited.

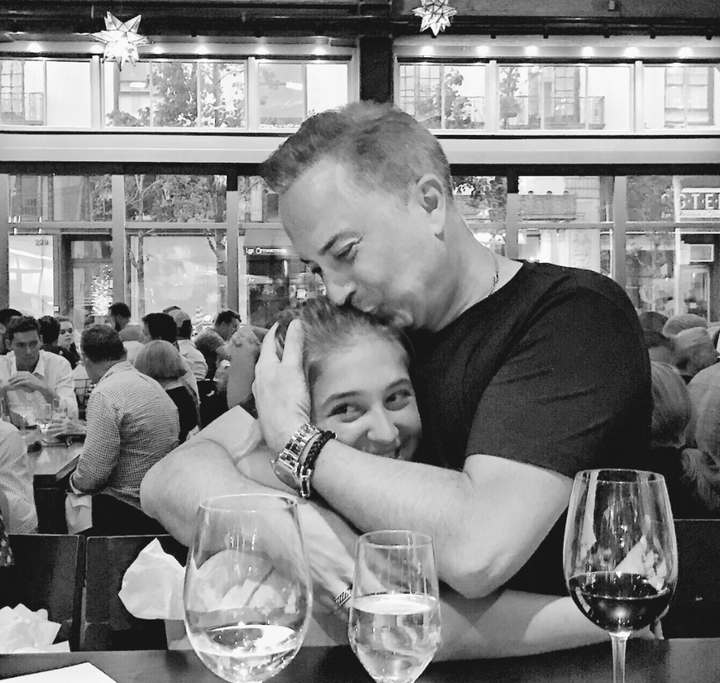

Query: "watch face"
left=273, top=456, right=300, bottom=492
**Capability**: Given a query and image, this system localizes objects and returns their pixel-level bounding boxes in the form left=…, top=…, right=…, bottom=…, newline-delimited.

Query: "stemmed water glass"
left=35, top=403, right=53, bottom=441
left=348, top=530, right=441, bottom=683
left=183, top=493, right=313, bottom=683
left=563, top=469, right=678, bottom=683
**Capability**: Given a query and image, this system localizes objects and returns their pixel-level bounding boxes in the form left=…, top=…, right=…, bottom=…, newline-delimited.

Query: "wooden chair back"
left=0, top=534, right=85, bottom=650
left=664, top=518, right=720, bottom=638
left=81, top=534, right=187, bottom=651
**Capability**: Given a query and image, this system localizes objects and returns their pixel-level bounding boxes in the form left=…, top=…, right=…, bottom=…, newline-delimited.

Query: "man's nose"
left=324, top=277, right=356, bottom=307
left=366, top=407, right=400, bottom=444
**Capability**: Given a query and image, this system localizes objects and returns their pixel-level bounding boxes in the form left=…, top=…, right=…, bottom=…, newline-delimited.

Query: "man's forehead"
left=12, top=331, right=39, bottom=343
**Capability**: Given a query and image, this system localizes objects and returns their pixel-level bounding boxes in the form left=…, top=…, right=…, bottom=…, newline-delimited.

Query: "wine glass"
left=563, top=469, right=678, bottom=683
left=184, top=493, right=313, bottom=683
left=348, top=530, right=441, bottom=683
left=35, top=403, right=53, bottom=440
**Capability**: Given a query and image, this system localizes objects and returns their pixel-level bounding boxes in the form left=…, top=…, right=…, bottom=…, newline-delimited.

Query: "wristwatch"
left=272, top=423, right=322, bottom=495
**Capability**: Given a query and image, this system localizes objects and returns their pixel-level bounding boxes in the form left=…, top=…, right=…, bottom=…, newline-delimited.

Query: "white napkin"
left=0, top=604, right=69, bottom=654
left=65, top=493, right=93, bottom=534
left=118, top=539, right=184, bottom=620
left=3, top=662, right=117, bottom=682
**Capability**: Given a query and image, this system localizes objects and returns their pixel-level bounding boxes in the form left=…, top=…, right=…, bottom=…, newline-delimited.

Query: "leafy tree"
left=499, top=67, right=522, bottom=128
left=454, top=176, right=507, bottom=222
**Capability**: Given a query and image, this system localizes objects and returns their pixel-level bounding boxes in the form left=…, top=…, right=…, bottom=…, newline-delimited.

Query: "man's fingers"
left=282, top=320, right=304, bottom=367
left=257, top=323, right=280, bottom=370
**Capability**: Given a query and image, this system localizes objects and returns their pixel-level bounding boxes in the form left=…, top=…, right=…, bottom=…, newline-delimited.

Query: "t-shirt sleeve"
left=465, top=284, right=651, bottom=477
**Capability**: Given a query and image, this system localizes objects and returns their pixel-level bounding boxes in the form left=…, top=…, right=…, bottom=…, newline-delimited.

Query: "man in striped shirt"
left=69, top=325, right=179, bottom=535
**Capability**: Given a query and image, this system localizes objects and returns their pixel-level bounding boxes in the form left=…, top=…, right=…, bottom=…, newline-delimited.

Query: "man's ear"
left=4, top=338, right=11, bottom=352
left=413, top=174, right=447, bottom=237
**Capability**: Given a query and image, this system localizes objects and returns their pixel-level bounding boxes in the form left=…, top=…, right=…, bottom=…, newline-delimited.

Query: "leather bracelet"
left=298, top=429, right=335, bottom=499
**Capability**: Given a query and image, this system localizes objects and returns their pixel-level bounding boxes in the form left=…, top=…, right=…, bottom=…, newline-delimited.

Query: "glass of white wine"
left=184, top=493, right=313, bottom=683
left=35, top=403, right=53, bottom=441
left=349, top=530, right=441, bottom=683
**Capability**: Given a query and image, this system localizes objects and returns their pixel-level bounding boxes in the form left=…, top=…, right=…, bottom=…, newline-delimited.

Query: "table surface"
left=1, top=640, right=720, bottom=682
left=30, top=441, right=82, bottom=480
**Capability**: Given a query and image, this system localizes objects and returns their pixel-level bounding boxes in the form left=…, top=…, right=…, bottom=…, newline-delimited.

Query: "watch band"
left=272, top=423, right=322, bottom=494
left=298, top=429, right=335, bottom=499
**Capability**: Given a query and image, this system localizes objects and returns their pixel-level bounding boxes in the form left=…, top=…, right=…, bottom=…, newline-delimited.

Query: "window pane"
left=625, top=230, right=676, bottom=315
left=627, top=176, right=674, bottom=222
left=127, top=232, right=226, bottom=318
left=9, top=235, right=54, bottom=316
left=519, top=176, right=612, bottom=223
left=520, top=227, right=609, bottom=274
left=0, top=60, right=44, bottom=125
left=500, top=65, right=628, bottom=131
left=499, top=66, right=536, bottom=130
left=307, top=63, right=348, bottom=116
left=398, top=64, right=485, bottom=130
left=152, top=62, right=198, bottom=127
left=125, top=174, right=227, bottom=222
left=47, top=61, right=91, bottom=127
left=104, top=61, right=151, bottom=127
left=8, top=175, right=112, bottom=222
left=645, top=65, right=719, bottom=130
left=259, top=63, right=305, bottom=129
left=198, top=62, right=246, bottom=128
left=452, top=175, right=507, bottom=223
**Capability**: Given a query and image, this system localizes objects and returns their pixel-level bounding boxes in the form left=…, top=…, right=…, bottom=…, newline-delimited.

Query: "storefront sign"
left=244, top=246, right=291, bottom=257
left=680, top=188, right=720, bottom=221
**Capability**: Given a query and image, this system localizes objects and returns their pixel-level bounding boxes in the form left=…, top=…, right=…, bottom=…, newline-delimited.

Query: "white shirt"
left=0, top=420, right=37, bottom=533
left=178, top=339, right=208, bottom=381
left=0, top=350, right=79, bottom=420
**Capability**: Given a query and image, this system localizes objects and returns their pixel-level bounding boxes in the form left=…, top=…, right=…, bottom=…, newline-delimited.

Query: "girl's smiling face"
left=310, top=335, right=421, bottom=461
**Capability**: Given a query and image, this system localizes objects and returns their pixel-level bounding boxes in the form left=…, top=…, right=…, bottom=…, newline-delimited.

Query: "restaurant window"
left=644, top=65, right=719, bottom=130
left=451, top=175, right=507, bottom=252
left=9, top=234, right=54, bottom=317
left=627, top=175, right=720, bottom=320
left=518, top=176, right=613, bottom=275
left=127, top=230, right=227, bottom=320
left=397, top=63, right=485, bottom=130
left=498, top=64, right=630, bottom=131
left=104, top=60, right=246, bottom=128
left=0, top=59, right=92, bottom=127
left=8, top=175, right=112, bottom=222
left=125, top=174, right=226, bottom=222
left=66, top=238, right=113, bottom=329
left=257, top=61, right=349, bottom=129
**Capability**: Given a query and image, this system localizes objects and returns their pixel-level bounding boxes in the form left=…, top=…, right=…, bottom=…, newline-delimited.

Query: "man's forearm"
left=311, top=443, right=571, bottom=599
left=140, top=438, right=279, bottom=545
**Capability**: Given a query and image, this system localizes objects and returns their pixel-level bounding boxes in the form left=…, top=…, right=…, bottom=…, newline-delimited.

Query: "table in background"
left=2, top=640, right=720, bottom=682
left=30, top=438, right=82, bottom=534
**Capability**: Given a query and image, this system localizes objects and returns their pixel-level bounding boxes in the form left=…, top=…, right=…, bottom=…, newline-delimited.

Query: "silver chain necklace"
left=480, top=247, right=500, bottom=302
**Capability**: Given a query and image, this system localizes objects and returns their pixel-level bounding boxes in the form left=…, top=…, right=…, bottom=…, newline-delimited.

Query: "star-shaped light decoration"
left=413, top=0, right=457, bottom=37
left=91, top=13, right=150, bottom=70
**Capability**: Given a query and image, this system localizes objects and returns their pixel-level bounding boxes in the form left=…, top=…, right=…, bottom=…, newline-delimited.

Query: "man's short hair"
left=0, top=308, right=22, bottom=326
left=162, top=305, right=181, bottom=314
left=259, top=101, right=453, bottom=200
left=38, top=315, right=61, bottom=345
left=6, top=315, right=40, bottom=342
left=142, top=312, right=178, bottom=344
left=81, top=325, right=126, bottom=363
left=169, top=309, right=193, bottom=339
left=108, top=302, right=132, bottom=319
left=215, top=309, right=241, bottom=327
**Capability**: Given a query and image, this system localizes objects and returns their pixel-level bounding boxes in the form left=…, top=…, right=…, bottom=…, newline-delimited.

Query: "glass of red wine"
left=563, top=469, right=677, bottom=683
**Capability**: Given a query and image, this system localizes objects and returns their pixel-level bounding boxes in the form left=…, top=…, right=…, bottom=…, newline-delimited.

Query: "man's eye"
left=336, top=242, right=358, bottom=262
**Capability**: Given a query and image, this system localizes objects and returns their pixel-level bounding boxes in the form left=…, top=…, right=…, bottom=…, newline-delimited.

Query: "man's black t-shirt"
left=408, top=261, right=652, bottom=595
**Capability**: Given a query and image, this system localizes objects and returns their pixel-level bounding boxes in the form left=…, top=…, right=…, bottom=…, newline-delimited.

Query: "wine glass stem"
left=610, top=633, right=630, bottom=683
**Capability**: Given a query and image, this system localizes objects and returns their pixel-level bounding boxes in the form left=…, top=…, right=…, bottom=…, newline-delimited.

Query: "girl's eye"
left=329, top=403, right=362, bottom=421
left=386, top=389, right=414, bottom=410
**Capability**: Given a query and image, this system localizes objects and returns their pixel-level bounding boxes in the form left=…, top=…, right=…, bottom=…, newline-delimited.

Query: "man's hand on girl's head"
left=254, top=321, right=312, bottom=453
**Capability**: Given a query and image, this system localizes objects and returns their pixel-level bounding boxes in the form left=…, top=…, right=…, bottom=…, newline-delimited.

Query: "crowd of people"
left=0, top=303, right=258, bottom=536
left=2, top=101, right=720, bottom=658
